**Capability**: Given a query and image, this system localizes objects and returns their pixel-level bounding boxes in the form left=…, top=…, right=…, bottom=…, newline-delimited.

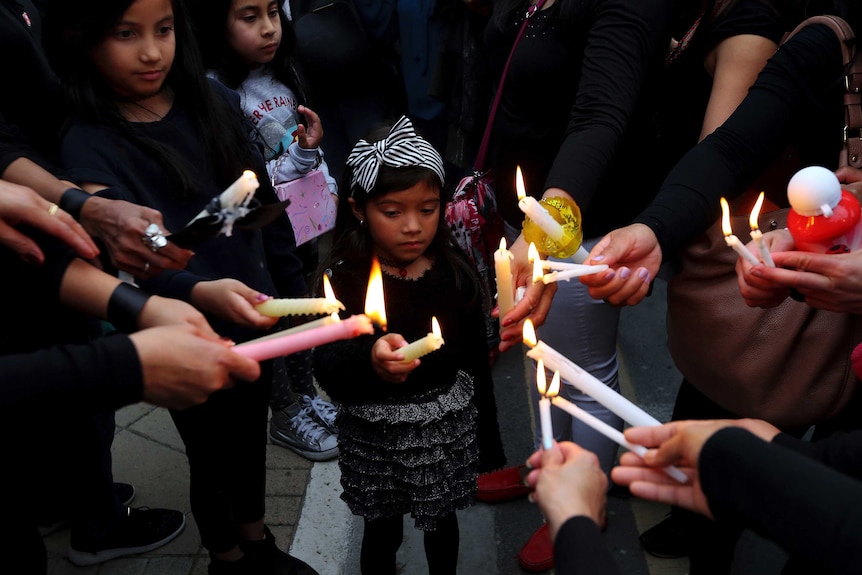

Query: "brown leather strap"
left=785, top=15, right=862, bottom=168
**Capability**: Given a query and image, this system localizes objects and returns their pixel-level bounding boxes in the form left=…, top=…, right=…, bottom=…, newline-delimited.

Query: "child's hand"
left=190, top=279, right=279, bottom=329
left=295, top=105, right=324, bottom=150
left=371, top=333, right=420, bottom=383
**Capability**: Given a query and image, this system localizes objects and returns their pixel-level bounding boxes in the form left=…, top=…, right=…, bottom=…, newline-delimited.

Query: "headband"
left=346, top=116, right=445, bottom=196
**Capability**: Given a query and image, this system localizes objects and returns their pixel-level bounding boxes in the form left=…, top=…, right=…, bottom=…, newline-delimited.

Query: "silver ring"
left=143, top=261, right=151, bottom=273
left=142, top=223, right=168, bottom=252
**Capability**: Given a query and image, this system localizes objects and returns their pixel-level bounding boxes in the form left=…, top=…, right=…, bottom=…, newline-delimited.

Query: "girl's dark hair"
left=315, top=122, right=482, bottom=305
left=187, top=0, right=307, bottom=102
left=49, top=0, right=254, bottom=195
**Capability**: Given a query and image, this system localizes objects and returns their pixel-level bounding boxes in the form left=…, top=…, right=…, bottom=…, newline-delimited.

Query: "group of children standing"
left=42, top=0, right=499, bottom=573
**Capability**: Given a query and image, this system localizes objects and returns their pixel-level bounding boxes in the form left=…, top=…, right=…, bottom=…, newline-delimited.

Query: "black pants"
left=360, top=513, right=460, bottom=575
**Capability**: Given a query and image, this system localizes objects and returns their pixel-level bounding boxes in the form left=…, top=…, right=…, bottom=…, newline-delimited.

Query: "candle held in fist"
left=400, top=317, right=445, bottom=362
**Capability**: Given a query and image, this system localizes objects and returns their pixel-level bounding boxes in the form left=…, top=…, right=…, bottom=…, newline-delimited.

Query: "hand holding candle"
left=399, top=317, right=445, bottom=362
left=720, top=197, right=761, bottom=266
left=749, top=191, right=775, bottom=267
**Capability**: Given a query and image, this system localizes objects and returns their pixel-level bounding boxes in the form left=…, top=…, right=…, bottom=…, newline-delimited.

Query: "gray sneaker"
left=301, top=394, right=339, bottom=434
left=269, top=406, right=339, bottom=461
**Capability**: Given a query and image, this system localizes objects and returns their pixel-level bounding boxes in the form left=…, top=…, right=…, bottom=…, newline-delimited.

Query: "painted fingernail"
left=619, top=267, right=631, bottom=280
left=591, top=254, right=605, bottom=262
left=605, top=270, right=616, bottom=281
left=23, top=251, right=42, bottom=265
left=256, top=293, right=270, bottom=302
left=637, top=268, right=650, bottom=281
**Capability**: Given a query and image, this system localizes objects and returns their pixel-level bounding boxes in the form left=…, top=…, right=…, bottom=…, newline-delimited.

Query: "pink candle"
left=234, top=315, right=374, bottom=361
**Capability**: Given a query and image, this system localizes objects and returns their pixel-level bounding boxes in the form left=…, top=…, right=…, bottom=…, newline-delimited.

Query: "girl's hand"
left=737, top=229, right=795, bottom=308
left=295, top=105, right=324, bottom=150
left=371, top=333, right=419, bottom=383
left=190, top=279, right=279, bottom=329
left=580, top=224, right=661, bottom=307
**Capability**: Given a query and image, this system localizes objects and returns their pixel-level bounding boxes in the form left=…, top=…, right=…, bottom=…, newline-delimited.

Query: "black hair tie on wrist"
left=59, top=188, right=93, bottom=220
left=107, top=282, right=151, bottom=333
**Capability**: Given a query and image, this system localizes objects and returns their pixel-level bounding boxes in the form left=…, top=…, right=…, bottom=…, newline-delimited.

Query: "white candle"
left=516, top=166, right=566, bottom=242
left=256, top=297, right=344, bottom=317
left=234, top=314, right=373, bottom=360
left=241, top=314, right=338, bottom=345
left=400, top=317, right=445, bottom=362
left=494, top=238, right=516, bottom=319
left=721, top=197, right=761, bottom=266
left=749, top=192, right=776, bottom=267
left=551, top=395, right=688, bottom=483
left=536, top=360, right=557, bottom=450
left=222, top=170, right=259, bottom=209
left=523, top=320, right=661, bottom=428
left=541, top=265, right=608, bottom=284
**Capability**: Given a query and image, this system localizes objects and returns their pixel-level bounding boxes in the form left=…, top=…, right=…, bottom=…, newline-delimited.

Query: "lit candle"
left=523, top=320, right=661, bottom=427
left=721, top=197, right=761, bottom=266
left=255, top=275, right=344, bottom=317
left=550, top=395, right=688, bottom=483
left=495, top=238, right=516, bottom=318
left=749, top=192, right=775, bottom=267
left=541, top=265, right=608, bottom=284
left=234, top=314, right=374, bottom=361
left=364, top=257, right=388, bottom=331
left=536, top=361, right=559, bottom=450
left=527, top=242, right=545, bottom=284
left=517, top=167, right=566, bottom=242
left=400, top=316, right=445, bottom=362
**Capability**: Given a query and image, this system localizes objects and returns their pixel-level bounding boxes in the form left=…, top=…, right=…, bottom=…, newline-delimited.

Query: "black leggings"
left=360, top=513, right=459, bottom=575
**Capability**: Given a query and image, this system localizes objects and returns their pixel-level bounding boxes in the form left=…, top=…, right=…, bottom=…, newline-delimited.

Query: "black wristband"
left=59, top=188, right=93, bottom=220
left=107, top=282, right=151, bottom=333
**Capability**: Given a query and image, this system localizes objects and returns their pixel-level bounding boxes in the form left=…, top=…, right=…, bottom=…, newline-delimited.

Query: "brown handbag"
left=665, top=15, right=862, bottom=428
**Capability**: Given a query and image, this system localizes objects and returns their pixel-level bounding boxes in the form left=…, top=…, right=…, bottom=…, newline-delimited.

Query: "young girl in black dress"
left=312, top=116, right=504, bottom=574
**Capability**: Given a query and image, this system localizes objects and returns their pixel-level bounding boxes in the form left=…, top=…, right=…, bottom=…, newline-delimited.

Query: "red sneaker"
left=475, top=464, right=531, bottom=503
left=518, top=523, right=554, bottom=572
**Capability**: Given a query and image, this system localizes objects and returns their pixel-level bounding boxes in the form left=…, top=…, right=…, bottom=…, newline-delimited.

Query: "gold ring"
left=47, top=203, right=59, bottom=216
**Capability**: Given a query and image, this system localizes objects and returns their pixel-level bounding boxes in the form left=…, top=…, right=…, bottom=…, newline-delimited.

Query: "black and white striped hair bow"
left=346, top=116, right=445, bottom=196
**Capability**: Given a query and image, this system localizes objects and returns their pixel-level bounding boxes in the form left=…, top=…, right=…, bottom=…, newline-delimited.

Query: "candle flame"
left=720, top=197, right=733, bottom=237
left=749, top=191, right=765, bottom=230
left=532, top=252, right=544, bottom=284
left=364, top=257, right=387, bottom=330
left=498, top=237, right=507, bottom=252
left=431, top=316, right=442, bottom=338
left=527, top=242, right=539, bottom=263
left=322, top=274, right=336, bottom=301
left=516, top=166, right=526, bottom=201
left=548, top=371, right=561, bottom=398
left=536, top=358, right=547, bottom=395
left=523, top=319, right=537, bottom=347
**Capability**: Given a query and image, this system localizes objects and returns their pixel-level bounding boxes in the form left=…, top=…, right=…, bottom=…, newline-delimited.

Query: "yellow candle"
left=256, top=297, right=344, bottom=317
left=400, top=317, right=444, bottom=362
left=494, top=238, right=515, bottom=319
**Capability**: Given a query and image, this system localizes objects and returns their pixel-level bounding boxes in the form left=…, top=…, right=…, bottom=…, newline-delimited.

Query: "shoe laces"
left=303, top=394, right=338, bottom=427
left=291, top=406, right=329, bottom=443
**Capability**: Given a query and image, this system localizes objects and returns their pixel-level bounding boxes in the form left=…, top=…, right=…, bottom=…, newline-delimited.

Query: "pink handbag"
left=273, top=170, right=336, bottom=245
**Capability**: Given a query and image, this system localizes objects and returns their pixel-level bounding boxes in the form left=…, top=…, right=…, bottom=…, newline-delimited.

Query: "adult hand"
left=137, top=295, right=220, bottom=338
left=611, top=419, right=781, bottom=519
left=525, top=442, right=608, bottom=541
left=746, top=247, right=862, bottom=313
left=130, top=324, right=260, bottom=410
left=190, top=279, right=280, bottom=329
left=370, top=333, right=418, bottom=383
left=835, top=166, right=862, bottom=201
left=295, top=105, right=324, bottom=150
left=79, top=196, right=193, bottom=277
left=0, top=180, right=98, bottom=263
left=579, top=224, right=661, bottom=306
left=737, top=229, right=794, bottom=308
left=497, top=234, right=557, bottom=352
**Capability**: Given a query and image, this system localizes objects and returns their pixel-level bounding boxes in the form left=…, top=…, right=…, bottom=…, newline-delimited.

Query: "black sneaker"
left=639, top=513, right=693, bottom=558
left=239, top=526, right=319, bottom=575
left=67, top=506, right=185, bottom=566
left=39, top=482, right=136, bottom=537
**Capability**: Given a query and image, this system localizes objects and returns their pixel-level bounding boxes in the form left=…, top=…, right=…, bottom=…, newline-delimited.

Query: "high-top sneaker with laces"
left=300, top=394, right=339, bottom=434
left=269, top=405, right=338, bottom=461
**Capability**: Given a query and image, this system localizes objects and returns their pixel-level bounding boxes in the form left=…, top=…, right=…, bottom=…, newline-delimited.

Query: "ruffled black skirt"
left=337, top=371, right=478, bottom=530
